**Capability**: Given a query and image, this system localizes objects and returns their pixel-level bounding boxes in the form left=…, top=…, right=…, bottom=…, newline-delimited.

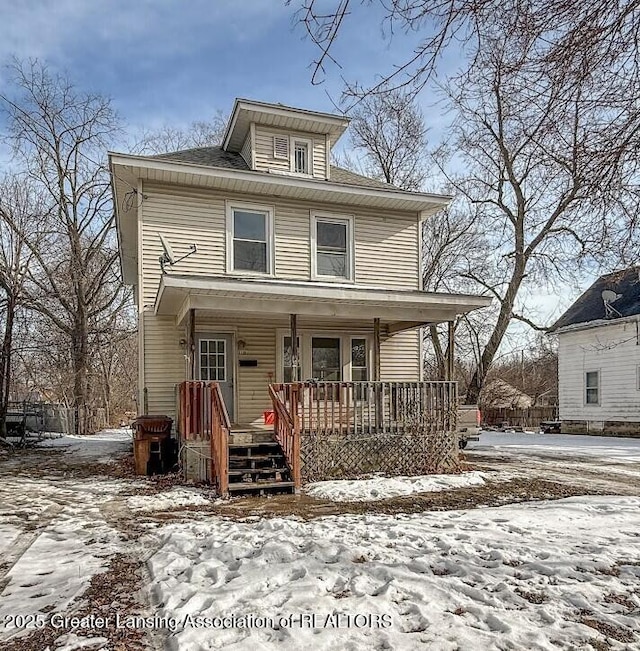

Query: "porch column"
left=373, top=318, right=382, bottom=431
left=446, top=320, right=455, bottom=381
left=373, top=318, right=381, bottom=381
left=290, top=313, right=299, bottom=382
left=187, top=308, right=196, bottom=380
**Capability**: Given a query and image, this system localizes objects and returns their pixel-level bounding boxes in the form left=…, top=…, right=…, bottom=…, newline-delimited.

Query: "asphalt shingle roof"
left=550, top=266, right=640, bottom=331
left=151, top=145, right=404, bottom=192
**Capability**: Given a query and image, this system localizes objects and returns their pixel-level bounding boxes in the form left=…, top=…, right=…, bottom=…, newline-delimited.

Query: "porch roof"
left=155, top=274, right=491, bottom=330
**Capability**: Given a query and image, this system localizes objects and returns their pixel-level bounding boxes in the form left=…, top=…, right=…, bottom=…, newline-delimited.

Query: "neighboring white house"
left=551, top=266, right=640, bottom=437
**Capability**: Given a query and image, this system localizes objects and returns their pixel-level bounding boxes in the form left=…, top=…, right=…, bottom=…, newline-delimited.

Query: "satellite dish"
left=159, top=234, right=176, bottom=265
left=602, top=289, right=621, bottom=304
left=158, top=234, right=197, bottom=273
left=602, top=289, right=623, bottom=319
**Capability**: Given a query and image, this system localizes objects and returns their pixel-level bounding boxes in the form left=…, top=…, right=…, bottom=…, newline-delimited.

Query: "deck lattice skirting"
left=178, top=380, right=460, bottom=495
left=271, top=381, right=460, bottom=483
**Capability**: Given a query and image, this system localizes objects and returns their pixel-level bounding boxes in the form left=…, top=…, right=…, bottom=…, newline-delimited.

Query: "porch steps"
left=226, top=432, right=294, bottom=495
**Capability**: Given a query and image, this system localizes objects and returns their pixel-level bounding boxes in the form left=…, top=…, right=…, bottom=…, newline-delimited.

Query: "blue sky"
left=0, top=1, right=433, bottom=137
left=0, top=0, right=579, bottom=329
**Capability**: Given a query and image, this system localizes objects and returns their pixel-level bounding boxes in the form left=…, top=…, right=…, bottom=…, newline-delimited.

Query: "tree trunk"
left=0, top=295, right=16, bottom=439
left=465, top=258, right=526, bottom=404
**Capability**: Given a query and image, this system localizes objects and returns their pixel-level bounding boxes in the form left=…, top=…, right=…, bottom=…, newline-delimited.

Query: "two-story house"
left=110, top=98, right=491, bottom=494
left=550, top=266, right=640, bottom=437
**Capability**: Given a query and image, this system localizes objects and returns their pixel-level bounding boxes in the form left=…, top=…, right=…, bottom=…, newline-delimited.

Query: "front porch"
left=178, top=379, right=458, bottom=496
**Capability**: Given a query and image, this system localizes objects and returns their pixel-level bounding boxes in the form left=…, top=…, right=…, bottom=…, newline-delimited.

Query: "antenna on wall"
left=602, top=289, right=623, bottom=319
left=159, top=234, right=197, bottom=273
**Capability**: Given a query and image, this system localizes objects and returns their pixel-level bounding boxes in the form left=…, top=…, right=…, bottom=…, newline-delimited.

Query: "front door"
left=197, top=334, right=234, bottom=420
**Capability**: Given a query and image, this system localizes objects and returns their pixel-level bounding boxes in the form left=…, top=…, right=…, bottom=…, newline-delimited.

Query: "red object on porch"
left=263, top=410, right=275, bottom=425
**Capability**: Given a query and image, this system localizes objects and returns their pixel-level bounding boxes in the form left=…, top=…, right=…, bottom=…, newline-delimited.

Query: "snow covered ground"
left=305, top=471, right=489, bottom=502
left=2, top=428, right=640, bottom=650
left=470, top=431, right=640, bottom=464
left=37, top=427, right=134, bottom=462
left=149, top=496, right=640, bottom=650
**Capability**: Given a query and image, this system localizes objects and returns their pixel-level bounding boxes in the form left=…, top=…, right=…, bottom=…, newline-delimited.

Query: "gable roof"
left=152, top=145, right=402, bottom=191
left=550, top=266, right=640, bottom=332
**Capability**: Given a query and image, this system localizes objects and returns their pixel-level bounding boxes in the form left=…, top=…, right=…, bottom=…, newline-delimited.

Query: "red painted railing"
left=178, top=381, right=230, bottom=496
left=268, top=384, right=301, bottom=490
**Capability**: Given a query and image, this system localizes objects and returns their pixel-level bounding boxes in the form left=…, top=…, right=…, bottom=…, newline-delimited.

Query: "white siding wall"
left=558, top=321, right=640, bottom=422
left=252, top=126, right=327, bottom=179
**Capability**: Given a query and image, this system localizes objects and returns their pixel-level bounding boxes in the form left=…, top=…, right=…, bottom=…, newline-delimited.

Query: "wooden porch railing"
left=178, top=381, right=230, bottom=496
left=268, top=384, right=301, bottom=490
left=269, top=381, right=457, bottom=438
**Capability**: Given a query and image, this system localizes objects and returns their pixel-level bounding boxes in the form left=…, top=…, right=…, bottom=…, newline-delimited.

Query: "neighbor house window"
left=227, top=203, right=273, bottom=274
left=292, top=138, right=311, bottom=174
left=585, top=371, right=600, bottom=405
left=311, top=214, right=353, bottom=280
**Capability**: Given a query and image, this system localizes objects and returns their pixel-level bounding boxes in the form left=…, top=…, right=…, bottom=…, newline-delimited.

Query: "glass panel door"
left=311, top=337, right=342, bottom=381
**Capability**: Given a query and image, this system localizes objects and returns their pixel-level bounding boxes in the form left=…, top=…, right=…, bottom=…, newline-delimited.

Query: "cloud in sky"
left=0, top=1, right=429, bottom=131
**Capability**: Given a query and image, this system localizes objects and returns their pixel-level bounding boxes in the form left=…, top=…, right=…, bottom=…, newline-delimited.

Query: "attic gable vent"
left=273, top=135, right=289, bottom=160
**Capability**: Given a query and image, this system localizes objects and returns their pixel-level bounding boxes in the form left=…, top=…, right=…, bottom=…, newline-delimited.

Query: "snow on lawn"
left=38, top=428, right=133, bottom=463
left=472, top=431, right=640, bottom=464
left=305, top=471, right=488, bottom=502
left=148, top=496, right=640, bottom=650
left=128, top=488, right=213, bottom=511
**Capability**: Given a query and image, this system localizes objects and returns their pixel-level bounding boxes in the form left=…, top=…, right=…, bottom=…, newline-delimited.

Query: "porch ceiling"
left=155, top=274, right=492, bottom=329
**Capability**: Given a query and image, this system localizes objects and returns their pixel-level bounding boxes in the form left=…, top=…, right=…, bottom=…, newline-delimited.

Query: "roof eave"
left=108, top=151, right=453, bottom=211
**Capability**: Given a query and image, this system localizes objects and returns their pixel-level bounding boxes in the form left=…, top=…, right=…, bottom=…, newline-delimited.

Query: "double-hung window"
left=227, top=203, right=273, bottom=274
left=585, top=370, right=600, bottom=405
left=312, top=213, right=353, bottom=281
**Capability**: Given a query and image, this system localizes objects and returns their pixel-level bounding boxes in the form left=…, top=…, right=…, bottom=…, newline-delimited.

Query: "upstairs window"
left=311, top=213, right=353, bottom=281
left=585, top=370, right=600, bottom=405
left=292, top=138, right=311, bottom=175
left=227, top=203, right=273, bottom=275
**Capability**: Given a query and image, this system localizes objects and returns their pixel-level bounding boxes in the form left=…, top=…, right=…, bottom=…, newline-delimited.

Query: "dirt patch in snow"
left=2, top=554, right=151, bottom=651
left=166, top=477, right=609, bottom=521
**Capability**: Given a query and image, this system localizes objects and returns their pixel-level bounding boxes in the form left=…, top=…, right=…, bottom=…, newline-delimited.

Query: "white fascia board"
left=554, top=314, right=640, bottom=335
left=157, top=274, right=491, bottom=314
left=108, top=152, right=452, bottom=211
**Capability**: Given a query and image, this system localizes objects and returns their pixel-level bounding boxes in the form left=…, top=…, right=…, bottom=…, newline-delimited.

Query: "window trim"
left=290, top=137, right=313, bottom=176
left=198, top=338, right=227, bottom=382
left=585, top=369, right=600, bottom=406
left=276, top=331, right=371, bottom=382
left=310, top=212, right=355, bottom=282
left=225, top=201, right=275, bottom=276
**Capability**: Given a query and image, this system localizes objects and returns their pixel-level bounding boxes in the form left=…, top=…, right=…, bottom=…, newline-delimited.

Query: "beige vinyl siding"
left=142, top=314, right=185, bottom=420
left=140, top=182, right=419, bottom=294
left=253, top=126, right=327, bottom=179
left=239, top=132, right=252, bottom=168
left=558, top=321, right=640, bottom=422
left=312, top=137, right=326, bottom=179
left=354, top=214, right=418, bottom=288
left=381, top=329, right=421, bottom=381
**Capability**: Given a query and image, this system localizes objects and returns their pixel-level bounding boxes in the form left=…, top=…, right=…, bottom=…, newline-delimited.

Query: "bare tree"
left=0, top=176, right=48, bottom=438
left=0, top=60, right=128, bottom=435
left=293, top=1, right=640, bottom=402
left=348, top=88, right=428, bottom=190
left=137, top=110, right=227, bottom=154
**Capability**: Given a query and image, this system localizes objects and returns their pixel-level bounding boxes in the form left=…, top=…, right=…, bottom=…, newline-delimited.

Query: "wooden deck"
left=178, top=380, right=459, bottom=496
